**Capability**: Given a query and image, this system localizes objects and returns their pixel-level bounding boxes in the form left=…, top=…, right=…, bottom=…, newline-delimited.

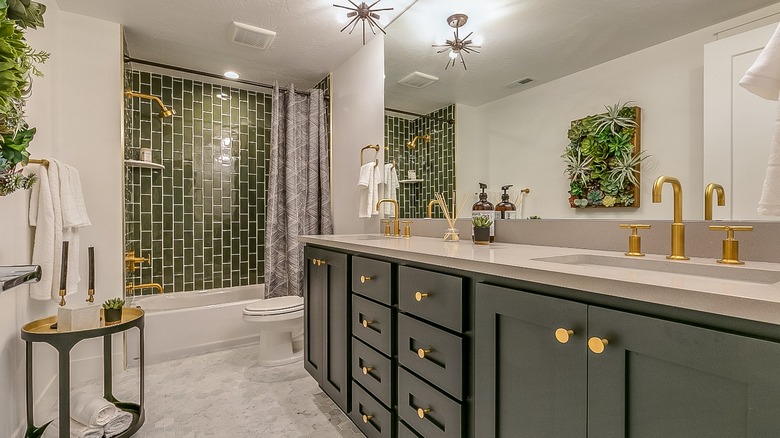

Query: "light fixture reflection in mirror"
left=432, top=13, right=481, bottom=70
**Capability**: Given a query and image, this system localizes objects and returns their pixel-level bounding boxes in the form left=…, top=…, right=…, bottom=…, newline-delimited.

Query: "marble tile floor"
left=53, top=344, right=365, bottom=437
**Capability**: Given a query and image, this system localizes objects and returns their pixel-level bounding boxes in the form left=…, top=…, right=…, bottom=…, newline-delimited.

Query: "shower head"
left=124, top=91, right=176, bottom=118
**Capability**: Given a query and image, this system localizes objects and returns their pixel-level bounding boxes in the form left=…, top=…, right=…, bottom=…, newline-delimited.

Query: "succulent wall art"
left=563, top=102, right=645, bottom=209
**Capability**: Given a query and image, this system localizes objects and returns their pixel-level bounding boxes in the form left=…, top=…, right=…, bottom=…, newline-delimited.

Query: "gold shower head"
left=124, top=91, right=176, bottom=118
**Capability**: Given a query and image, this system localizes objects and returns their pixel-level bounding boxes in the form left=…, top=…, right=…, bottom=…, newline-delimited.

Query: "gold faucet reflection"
left=704, top=183, right=725, bottom=221
left=427, top=199, right=442, bottom=218
left=376, top=199, right=400, bottom=236
left=126, top=282, right=164, bottom=296
left=652, top=176, right=689, bottom=260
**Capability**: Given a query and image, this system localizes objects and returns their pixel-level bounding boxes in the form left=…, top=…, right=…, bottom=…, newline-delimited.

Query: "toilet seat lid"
left=244, top=296, right=303, bottom=315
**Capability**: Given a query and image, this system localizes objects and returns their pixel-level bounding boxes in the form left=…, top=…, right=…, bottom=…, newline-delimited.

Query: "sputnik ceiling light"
left=433, top=13, right=481, bottom=70
left=333, top=0, right=393, bottom=45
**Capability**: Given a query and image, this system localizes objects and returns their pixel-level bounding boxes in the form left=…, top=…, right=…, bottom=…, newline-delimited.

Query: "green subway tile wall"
left=384, top=105, right=456, bottom=218
left=124, top=70, right=271, bottom=293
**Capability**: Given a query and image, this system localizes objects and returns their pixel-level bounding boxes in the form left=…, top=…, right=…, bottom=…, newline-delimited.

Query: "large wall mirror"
left=384, top=0, right=780, bottom=221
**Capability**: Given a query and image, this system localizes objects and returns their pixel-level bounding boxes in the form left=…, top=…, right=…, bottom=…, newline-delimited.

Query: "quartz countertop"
left=299, top=234, right=780, bottom=326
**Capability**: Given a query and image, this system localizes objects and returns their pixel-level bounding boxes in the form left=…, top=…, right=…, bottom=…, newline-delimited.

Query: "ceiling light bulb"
left=222, top=137, right=232, bottom=146
left=449, top=51, right=458, bottom=60
left=224, top=71, right=240, bottom=79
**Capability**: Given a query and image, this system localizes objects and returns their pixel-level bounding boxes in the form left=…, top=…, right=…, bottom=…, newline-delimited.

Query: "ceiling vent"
left=504, top=77, right=534, bottom=88
left=232, top=22, right=276, bottom=50
left=398, top=71, right=439, bottom=88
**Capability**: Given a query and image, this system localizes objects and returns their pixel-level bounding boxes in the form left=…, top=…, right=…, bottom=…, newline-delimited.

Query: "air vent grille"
left=398, top=71, right=439, bottom=88
left=232, top=22, right=276, bottom=50
left=504, top=77, right=534, bottom=88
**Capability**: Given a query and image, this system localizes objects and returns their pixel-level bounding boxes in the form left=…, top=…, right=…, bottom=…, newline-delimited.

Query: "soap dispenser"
left=472, top=183, right=495, bottom=242
left=496, top=185, right=517, bottom=219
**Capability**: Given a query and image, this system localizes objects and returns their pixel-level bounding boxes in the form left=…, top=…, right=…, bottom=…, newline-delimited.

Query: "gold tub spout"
left=704, top=183, right=725, bottom=221
left=126, top=282, right=164, bottom=296
left=376, top=199, right=400, bottom=236
left=652, top=176, right=689, bottom=260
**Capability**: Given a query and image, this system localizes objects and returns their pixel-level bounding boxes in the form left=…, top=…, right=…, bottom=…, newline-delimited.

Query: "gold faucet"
left=704, top=183, right=725, bottom=221
left=125, top=282, right=164, bottom=296
left=652, top=176, right=689, bottom=260
left=376, top=199, right=400, bottom=236
left=427, top=199, right=442, bottom=218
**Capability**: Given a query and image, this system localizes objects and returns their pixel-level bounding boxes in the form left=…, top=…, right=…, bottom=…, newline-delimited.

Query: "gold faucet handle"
left=709, top=225, right=753, bottom=265
left=382, top=220, right=392, bottom=236
left=619, top=224, right=651, bottom=257
left=402, top=220, right=413, bottom=238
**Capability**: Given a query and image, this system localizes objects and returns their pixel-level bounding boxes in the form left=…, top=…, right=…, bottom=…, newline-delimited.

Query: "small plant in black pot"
left=472, top=215, right=493, bottom=245
left=102, top=298, right=125, bottom=324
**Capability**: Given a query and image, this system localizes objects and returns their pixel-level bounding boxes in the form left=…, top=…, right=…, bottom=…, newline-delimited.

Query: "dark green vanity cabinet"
left=303, top=246, right=350, bottom=412
left=476, top=283, right=780, bottom=438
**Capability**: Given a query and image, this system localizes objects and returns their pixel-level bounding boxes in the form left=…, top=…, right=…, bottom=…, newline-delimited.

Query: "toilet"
left=242, top=295, right=304, bottom=367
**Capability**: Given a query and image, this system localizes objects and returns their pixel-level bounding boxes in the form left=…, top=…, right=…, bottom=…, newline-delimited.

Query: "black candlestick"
left=59, top=241, right=69, bottom=306
left=88, top=246, right=95, bottom=290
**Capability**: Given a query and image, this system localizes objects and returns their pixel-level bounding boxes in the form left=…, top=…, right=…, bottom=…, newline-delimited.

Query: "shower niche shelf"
left=399, top=178, right=424, bottom=184
left=125, top=160, right=165, bottom=170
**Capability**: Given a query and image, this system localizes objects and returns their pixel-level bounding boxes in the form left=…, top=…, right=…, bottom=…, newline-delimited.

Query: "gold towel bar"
left=360, top=144, right=380, bottom=166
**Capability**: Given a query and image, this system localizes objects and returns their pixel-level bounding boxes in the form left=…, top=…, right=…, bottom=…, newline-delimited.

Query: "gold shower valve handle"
left=415, top=291, right=429, bottom=301
left=619, top=224, right=651, bottom=257
left=555, top=328, right=574, bottom=344
left=588, top=337, right=609, bottom=354
left=709, top=225, right=753, bottom=265
left=360, top=275, right=372, bottom=283
left=362, top=366, right=374, bottom=375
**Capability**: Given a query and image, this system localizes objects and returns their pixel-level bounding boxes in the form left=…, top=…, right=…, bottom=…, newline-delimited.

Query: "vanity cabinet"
left=303, top=246, right=350, bottom=412
left=475, top=283, right=780, bottom=438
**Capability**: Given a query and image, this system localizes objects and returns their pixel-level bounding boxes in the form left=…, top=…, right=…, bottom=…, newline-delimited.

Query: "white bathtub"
left=126, top=285, right=263, bottom=364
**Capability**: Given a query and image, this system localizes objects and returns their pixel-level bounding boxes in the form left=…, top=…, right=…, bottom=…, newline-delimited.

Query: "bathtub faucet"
left=125, top=282, right=164, bottom=296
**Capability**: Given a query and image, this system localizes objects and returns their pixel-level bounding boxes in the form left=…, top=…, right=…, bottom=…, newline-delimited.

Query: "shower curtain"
left=265, top=84, right=332, bottom=298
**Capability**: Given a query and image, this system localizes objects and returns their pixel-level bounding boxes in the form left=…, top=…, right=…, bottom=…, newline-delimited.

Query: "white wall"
left=0, top=2, right=123, bottom=435
left=330, top=36, right=385, bottom=234
left=457, top=3, right=780, bottom=221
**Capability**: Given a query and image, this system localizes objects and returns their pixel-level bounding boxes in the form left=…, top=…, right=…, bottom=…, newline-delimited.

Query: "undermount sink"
left=532, top=254, right=780, bottom=285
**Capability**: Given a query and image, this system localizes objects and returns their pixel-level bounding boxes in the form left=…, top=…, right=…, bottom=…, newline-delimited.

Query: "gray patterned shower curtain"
left=265, top=84, right=332, bottom=298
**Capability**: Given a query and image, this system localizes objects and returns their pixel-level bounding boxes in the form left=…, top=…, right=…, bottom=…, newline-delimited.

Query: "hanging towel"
left=70, top=393, right=117, bottom=427
left=43, top=418, right=103, bottom=438
left=740, top=23, right=780, bottom=216
left=381, top=163, right=399, bottom=215
left=358, top=162, right=380, bottom=218
left=103, top=410, right=133, bottom=438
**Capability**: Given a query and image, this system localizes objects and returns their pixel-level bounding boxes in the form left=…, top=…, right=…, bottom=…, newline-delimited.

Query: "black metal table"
left=21, top=308, right=145, bottom=438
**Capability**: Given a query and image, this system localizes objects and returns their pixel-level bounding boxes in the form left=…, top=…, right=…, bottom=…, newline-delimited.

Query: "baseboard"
left=130, top=334, right=261, bottom=366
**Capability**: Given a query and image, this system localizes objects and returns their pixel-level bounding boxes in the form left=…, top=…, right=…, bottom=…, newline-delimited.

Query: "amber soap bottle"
left=496, top=185, right=517, bottom=219
left=472, top=183, right=495, bottom=242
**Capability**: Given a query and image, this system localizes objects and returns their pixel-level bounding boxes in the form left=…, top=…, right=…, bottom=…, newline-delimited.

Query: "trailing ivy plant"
left=564, top=102, right=645, bottom=208
left=0, top=0, right=47, bottom=195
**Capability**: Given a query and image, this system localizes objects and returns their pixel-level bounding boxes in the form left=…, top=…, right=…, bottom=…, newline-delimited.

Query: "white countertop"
left=299, top=234, right=780, bottom=326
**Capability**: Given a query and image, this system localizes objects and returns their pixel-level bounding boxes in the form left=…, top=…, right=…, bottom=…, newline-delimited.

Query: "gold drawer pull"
left=362, top=319, right=375, bottom=328
left=312, top=259, right=327, bottom=266
left=415, top=291, right=429, bottom=301
left=588, top=337, right=609, bottom=354
left=555, top=328, right=574, bottom=344
left=417, top=407, right=431, bottom=419
left=362, top=414, right=373, bottom=423
left=362, top=366, right=374, bottom=375
left=417, top=348, right=431, bottom=359
left=360, top=275, right=372, bottom=283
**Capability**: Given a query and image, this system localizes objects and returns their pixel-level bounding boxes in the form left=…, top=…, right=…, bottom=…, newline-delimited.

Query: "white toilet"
left=242, top=295, right=304, bottom=367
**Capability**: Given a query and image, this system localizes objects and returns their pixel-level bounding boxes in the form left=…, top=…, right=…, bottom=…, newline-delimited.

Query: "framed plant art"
left=563, top=102, right=645, bottom=209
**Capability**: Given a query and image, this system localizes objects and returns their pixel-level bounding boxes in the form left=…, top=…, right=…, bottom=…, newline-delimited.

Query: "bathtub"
left=126, top=285, right=263, bottom=365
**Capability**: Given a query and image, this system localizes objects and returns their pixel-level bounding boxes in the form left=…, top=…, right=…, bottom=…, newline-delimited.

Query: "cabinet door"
left=304, top=247, right=350, bottom=411
left=588, top=306, right=780, bottom=438
left=475, top=284, right=587, bottom=438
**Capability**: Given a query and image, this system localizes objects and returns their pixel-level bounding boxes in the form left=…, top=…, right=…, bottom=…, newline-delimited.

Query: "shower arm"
left=406, top=134, right=431, bottom=150
left=124, top=91, right=176, bottom=117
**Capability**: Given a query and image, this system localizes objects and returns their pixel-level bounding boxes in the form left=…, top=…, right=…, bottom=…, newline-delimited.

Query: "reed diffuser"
left=435, top=192, right=468, bottom=242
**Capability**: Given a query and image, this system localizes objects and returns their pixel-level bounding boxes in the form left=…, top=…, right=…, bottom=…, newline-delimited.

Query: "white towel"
left=740, top=23, right=780, bottom=216
left=103, top=410, right=133, bottom=438
left=43, top=418, right=103, bottom=438
left=358, top=162, right=380, bottom=218
left=70, top=393, right=117, bottom=427
left=29, top=160, right=90, bottom=300
left=381, top=163, right=399, bottom=215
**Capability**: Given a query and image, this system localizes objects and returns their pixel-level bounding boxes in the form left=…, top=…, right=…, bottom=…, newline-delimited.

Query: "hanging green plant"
left=563, top=103, right=644, bottom=208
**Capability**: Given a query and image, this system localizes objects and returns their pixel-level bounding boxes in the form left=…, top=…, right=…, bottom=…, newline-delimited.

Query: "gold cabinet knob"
left=361, top=319, right=375, bottom=328
left=312, top=259, right=327, bottom=266
left=362, top=414, right=373, bottom=423
left=709, top=225, right=754, bottom=265
left=362, top=366, right=374, bottom=375
left=417, top=407, right=431, bottom=419
left=312, top=259, right=318, bottom=266
left=414, top=291, right=429, bottom=301
left=360, top=275, right=372, bottom=283
left=417, top=348, right=431, bottom=359
left=555, top=328, right=574, bottom=344
left=588, top=337, right=609, bottom=354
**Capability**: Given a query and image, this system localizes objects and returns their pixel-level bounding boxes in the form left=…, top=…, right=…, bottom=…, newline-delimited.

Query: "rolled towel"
left=43, top=418, right=103, bottom=438
left=70, top=392, right=116, bottom=426
left=104, top=409, right=133, bottom=438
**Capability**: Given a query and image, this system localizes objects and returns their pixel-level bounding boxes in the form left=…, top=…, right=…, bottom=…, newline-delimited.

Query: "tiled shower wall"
left=384, top=105, right=455, bottom=218
left=124, top=70, right=271, bottom=294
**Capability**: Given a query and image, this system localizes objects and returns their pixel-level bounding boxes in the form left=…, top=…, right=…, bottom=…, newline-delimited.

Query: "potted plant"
left=102, top=298, right=125, bottom=324
left=472, top=215, right=492, bottom=245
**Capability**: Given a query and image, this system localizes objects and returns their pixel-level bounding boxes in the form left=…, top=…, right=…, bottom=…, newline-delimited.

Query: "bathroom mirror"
left=384, top=0, right=780, bottom=221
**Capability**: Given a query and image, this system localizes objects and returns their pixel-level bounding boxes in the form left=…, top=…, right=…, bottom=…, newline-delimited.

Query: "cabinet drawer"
left=398, top=266, right=463, bottom=332
left=397, top=313, right=464, bottom=400
left=352, top=256, right=392, bottom=305
left=352, top=337, right=393, bottom=408
left=352, top=294, right=393, bottom=356
left=398, top=367, right=463, bottom=438
left=398, top=420, right=422, bottom=438
left=351, top=380, right=394, bottom=438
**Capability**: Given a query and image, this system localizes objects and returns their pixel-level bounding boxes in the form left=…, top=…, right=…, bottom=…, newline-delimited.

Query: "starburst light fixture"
left=333, top=0, right=393, bottom=45
left=432, top=13, right=481, bottom=70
